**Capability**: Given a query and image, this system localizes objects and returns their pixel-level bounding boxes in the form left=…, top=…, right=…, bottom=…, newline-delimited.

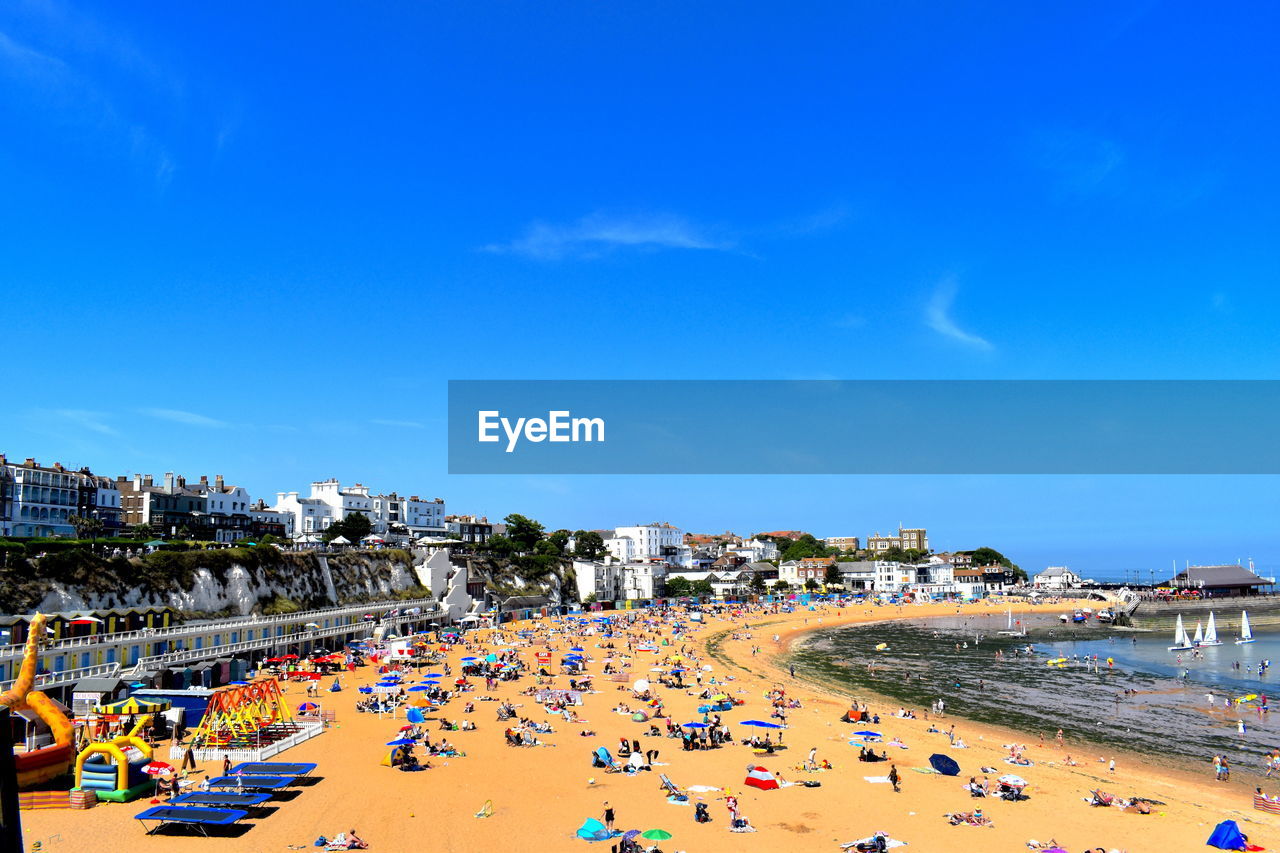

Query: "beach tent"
left=744, top=766, right=780, bottom=791
left=929, top=754, right=960, bottom=776
left=95, top=697, right=170, bottom=715
left=1206, top=820, right=1250, bottom=851
left=576, top=818, right=613, bottom=841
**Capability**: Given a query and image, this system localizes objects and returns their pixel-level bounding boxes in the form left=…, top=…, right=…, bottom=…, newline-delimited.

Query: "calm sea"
left=792, top=609, right=1280, bottom=780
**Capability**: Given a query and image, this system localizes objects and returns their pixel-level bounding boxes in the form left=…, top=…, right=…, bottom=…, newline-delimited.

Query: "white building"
left=274, top=479, right=375, bottom=538
left=619, top=562, right=667, bottom=600
left=273, top=491, right=334, bottom=536
left=370, top=492, right=446, bottom=538
left=1033, top=566, right=1082, bottom=590
left=573, top=559, right=624, bottom=603
left=250, top=501, right=294, bottom=537
left=606, top=522, right=692, bottom=567
left=726, top=538, right=778, bottom=563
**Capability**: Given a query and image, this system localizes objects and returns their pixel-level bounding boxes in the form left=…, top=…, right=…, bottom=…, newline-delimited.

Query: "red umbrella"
left=399, top=724, right=414, bottom=731
left=455, top=678, right=467, bottom=685
left=142, top=761, right=173, bottom=776
left=282, top=654, right=299, bottom=660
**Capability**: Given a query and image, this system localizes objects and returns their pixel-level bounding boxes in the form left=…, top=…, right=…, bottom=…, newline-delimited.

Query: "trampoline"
left=172, top=792, right=273, bottom=808
left=207, top=775, right=294, bottom=790
left=135, top=805, right=248, bottom=835
left=228, top=762, right=317, bottom=777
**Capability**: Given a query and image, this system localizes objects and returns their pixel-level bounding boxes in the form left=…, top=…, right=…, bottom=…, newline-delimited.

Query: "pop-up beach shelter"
left=1206, top=819, right=1249, bottom=850
left=744, top=766, right=780, bottom=791
left=576, top=818, right=613, bottom=841
left=929, top=754, right=960, bottom=776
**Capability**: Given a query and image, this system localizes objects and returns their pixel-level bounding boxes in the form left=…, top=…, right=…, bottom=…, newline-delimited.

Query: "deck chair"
left=475, top=799, right=494, bottom=818
left=1089, top=789, right=1115, bottom=807
left=659, top=774, right=687, bottom=799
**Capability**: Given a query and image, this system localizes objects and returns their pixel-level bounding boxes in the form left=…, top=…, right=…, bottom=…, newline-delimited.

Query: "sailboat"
left=998, top=609, right=1023, bottom=636
left=1169, top=614, right=1194, bottom=651
left=1237, top=610, right=1256, bottom=645
left=1199, top=612, right=1223, bottom=646
left=1193, top=621, right=1204, bottom=645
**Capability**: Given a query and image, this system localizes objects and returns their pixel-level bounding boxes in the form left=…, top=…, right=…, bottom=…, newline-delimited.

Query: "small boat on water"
left=997, top=609, right=1026, bottom=636
left=1237, top=610, right=1256, bottom=645
left=1193, top=621, right=1204, bottom=645
left=1097, top=609, right=1115, bottom=623
left=1199, top=612, right=1223, bottom=647
left=1071, top=610, right=1087, bottom=623
left=1169, top=614, right=1195, bottom=652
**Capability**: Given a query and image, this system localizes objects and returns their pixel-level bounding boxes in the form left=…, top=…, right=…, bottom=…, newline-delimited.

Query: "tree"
left=534, top=539, right=561, bottom=557
left=749, top=572, right=767, bottom=593
left=547, top=529, right=572, bottom=555
left=572, top=530, right=606, bottom=560
left=970, top=546, right=1026, bottom=581
left=824, top=563, right=843, bottom=588
left=323, top=512, right=373, bottom=543
left=804, top=578, right=820, bottom=592
left=780, top=534, right=832, bottom=563
left=773, top=579, right=791, bottom=593
left=690, top=579, right=714, bottom=597
left=69, top=514, right=104, bottom=541
left=664, top=576, right=692, bottom=598
left=503, top=514, right=546, bottom=552
left=480, top=534, right=516, bottom=557
left=130, top=522, right=155, bottom=539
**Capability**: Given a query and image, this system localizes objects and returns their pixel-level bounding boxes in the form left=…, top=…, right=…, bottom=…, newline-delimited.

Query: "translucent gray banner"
left=448, top=380, right=1280, bottom=474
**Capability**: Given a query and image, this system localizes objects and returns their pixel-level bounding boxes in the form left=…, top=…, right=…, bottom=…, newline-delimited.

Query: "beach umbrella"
left=683, top=722, right=708, bottom=729
left=741, top=720, right=784, bottom=729
left=386, top=738, right=415, bottom=746
left=406, top=708, right=426, bottom=723
left=485, top=654, right=498, bottom=662
left=298, top=702, right=319, bottom=712
left=399, top=724, right=415, bottom=731
left=997, top=774, right=1027, bottom=787
left=851, top=730, right=881, bottom=737
left=929, top=754, right=961, bottom=776
left=632, top=678, right=650, bottom=692
left=409, top=698, right=433, bottom=708
left=422, top=673, right=443, bottom=678
left=641, top=830, right=673, bottom=841
left=422, top=679, right=441, bottom=685
left=570, top=647, right=585, bottom=652
left=461, top=657, right=478, bottom=662
left=622, top=830, right=641, bottom=841
left=142, top=761, right=173, bottom=776
left=456, top=678, right=467, bottom=685
left=409, top=685, right=432, bottom=692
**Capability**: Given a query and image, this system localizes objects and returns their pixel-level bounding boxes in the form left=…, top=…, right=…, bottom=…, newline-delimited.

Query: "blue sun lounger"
left=135, top=805, right=248, bottom=835
left=207, top=775, right=294, bottom=790
left=172, top=792, right=273, bottom=808
left=228, top=761, right=317, bottom=777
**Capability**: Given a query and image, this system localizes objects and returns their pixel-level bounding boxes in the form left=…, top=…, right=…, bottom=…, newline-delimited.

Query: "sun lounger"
left=172, top=792, right=272, bottom=808
left=207, top=774, right=294, bottom=790
left=228, top=761, right=317, bottom=777
left=134, top=805, right=249, bottom=835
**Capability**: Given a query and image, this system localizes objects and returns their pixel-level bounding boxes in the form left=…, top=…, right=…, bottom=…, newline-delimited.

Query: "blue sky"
left=2, top=2, right=1278, bottom=578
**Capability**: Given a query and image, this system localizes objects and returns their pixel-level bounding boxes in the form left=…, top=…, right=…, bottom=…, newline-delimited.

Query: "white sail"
left=1193, top=621, right=1204, bottom=644
left=1237, top=610, right=1255, bottom=645
left=1170, top=614, right=1193, bottom=651
left=1201, top=612, right=1222, bottom=645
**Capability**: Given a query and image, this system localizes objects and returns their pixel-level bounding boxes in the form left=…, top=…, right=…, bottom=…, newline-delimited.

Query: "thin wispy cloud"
left=370, top=419, right=425, bottom=429
left=926, top=278, right=993, bottom=351
left=37, top=409, right=118, bottom=435
left=140, top=408, right=228, bottom=428
left=0, top=6, right=179, bottom=187
left=484, top=213, right=733, bottom=260
left=1029, top=128, right=1124, bottom=196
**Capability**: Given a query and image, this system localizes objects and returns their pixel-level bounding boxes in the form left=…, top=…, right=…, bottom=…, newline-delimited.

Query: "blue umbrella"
left=461, top=657, right=478, bottom=661
left=929, top=753, right=961, bottom=776
left=408, top=685, right=432, bottom=692
left=357, top=686, right=373, bottom=693
left=405, top=708, right=426, bottom=724
left=570, top=647, right=585, bottom=652
left=422, top=679, right=441, bottom=685
left=422, top=673, right=443, bottom=678
left=683, top=722, right=708, bottom=728
left=852, top=730, right=881, bottom=737
left=386, top=738, right=415, bottom=746
left=740, top=720, right=784, bottom=729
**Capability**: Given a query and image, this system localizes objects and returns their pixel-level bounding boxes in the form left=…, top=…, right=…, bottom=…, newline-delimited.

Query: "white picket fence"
left=169, top=719, right=325, bottom=763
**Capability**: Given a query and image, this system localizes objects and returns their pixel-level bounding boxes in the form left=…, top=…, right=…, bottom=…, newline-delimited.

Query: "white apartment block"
left=726, top=538, right=779, bottom=563
left=573, top=559, right=624, bottom=603
left=606, top=522, right=692, bottom=567
left=370, top=492, right=446, bottom=537
left=620, top=562, right=667, bottom=600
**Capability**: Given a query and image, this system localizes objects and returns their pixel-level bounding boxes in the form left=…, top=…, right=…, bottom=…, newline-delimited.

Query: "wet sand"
left=24, top=600, right=1277, bottom=852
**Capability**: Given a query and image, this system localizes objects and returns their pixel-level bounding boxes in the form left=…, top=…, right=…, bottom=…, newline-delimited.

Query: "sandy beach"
left=23, top=599, right=1276, bottom=852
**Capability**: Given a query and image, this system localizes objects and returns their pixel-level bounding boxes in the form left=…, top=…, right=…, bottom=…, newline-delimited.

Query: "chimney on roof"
left=0, top=454, right=5, bottom=465
left=176, top=475, right=186, bottom=488
left=53, top=462, right=64, bottom=472
left=215, top=475, right=224, bottom=491
left=24, top=458, right=35, bottom=467
left=164, top=472, right=175, bottom=492
left=200, top=476, right=208, bottom=485
left=142, top=474, right=153, bottom=487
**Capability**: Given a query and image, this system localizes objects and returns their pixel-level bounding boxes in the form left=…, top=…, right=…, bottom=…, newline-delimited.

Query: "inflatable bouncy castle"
left=74, top=735, right=154, bottom=802
left=0, top=613, right=76, bottom=788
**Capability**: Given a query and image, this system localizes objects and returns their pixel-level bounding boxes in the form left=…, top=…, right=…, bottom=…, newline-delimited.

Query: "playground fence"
left=169, top=719, right=324, bottom=763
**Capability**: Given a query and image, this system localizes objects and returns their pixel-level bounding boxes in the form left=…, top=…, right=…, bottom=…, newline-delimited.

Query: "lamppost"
left=90, top=510, right=100, bottom=554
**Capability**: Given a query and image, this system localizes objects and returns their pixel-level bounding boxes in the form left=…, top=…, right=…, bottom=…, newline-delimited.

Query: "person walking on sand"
left=807, top=746, right=818, bottom=770
left=602, top=801, right=615, bottom=833
left=1056, top=728, right=1064, bottom=748
left=222, top=754, right=232, bottom=777
left=888, top=763, right=901, bottom=793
